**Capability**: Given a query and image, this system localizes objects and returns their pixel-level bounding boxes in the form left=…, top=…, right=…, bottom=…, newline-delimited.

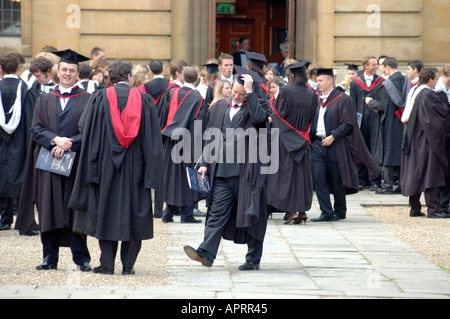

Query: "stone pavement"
left=1, top=190, right=449, bottom=300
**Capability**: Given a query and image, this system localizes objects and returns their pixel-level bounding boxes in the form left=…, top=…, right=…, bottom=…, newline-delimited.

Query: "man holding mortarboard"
left=310, top=68, right=382, bottom=222
left=183, top=65, right=269, bottom=271
left=16, top=49, right=92, bottom=271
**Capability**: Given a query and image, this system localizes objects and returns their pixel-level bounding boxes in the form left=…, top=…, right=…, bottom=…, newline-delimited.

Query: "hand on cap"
left=241, top=74, right=254, bottom=94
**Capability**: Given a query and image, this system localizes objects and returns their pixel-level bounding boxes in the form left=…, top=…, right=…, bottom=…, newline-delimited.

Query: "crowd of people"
left=1, top=41, right=449, bottom=274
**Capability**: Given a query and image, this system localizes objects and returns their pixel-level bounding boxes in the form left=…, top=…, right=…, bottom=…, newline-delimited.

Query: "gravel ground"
left=0, top=217, right=172, bottom=287
left=367, top=206, right=450, bottom=272
left=1, top=206, right=448, bottom=288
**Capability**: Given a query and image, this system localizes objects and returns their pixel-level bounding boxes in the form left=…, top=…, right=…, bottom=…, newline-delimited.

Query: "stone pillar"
left=316, top=0, right=335, bottom=67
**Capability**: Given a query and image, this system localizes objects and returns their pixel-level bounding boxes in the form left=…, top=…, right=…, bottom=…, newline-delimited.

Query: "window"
left=0, top=0, right=21, bottom=36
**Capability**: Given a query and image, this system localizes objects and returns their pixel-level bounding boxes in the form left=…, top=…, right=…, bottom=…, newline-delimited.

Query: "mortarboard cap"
left=316, top=68, right=335, bottom=78
left=345, top=63, right=359, bottom=71
left=286, top=60, right=311, bottom=71
left=245, top=51, right=267, bottom=70
left=233, top=64, right=264, bottom=85
left=52, top=49, right=90, bottom=65
left=202, top=62, right=219, bottom=74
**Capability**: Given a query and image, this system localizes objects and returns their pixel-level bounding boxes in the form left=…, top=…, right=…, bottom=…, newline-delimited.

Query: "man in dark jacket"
left=366, top=57, right=410, bottom=194
left=184, top=69, right=269, bottom=271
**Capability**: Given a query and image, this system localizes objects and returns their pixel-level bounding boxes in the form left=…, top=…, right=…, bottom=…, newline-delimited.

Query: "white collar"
left=173, top=80, right=183, bottom=87
left=183, top=83, right=195, bottom=90
left=3, top=74, right=19, bottom=80
left=364, top=73, right=374, bottom=80
left=58, top=85, right=77, bottom=94
left=153, top=75, right=164, bottom=79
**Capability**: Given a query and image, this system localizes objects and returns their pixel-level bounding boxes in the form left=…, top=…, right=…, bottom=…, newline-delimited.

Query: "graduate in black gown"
left=156, top=60, right=188, bottom=117
left=69, top=59, right=164, bottom=275
left=349, top=56, right=384, bottom=190
left=204, top=54, right=234, bottom=107
left=266, top=61, right=317, bottom=225
left=310, top=69, right=382, bottom=222
left=159, top=65, right=208, bottom=224
left=0, top=53, right=37, bottom=232
left=400, top=67, right=449, bottom=219
left=16, top=49, right=92, bottom=271
left=138, top=59, right=172, bottom=105
left=184, top=68, right=269, bottom=271
left=366, top=57, right=410, bottom=194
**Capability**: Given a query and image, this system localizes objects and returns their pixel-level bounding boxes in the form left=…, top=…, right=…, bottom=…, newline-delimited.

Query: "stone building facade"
left=1, top=0, right=449, bottom=69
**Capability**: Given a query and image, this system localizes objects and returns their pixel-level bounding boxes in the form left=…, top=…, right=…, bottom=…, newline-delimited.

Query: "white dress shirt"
left=316, top=91, right=332, bottom=138
left=229, top=102, right=243, bottom=121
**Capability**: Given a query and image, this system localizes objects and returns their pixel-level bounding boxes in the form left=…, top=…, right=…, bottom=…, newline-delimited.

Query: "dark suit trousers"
left=311, top=140, right=347, bottom=218
left=41, top=229, right=90, bottom=265
left=163, top=204, right=196, bottom=222
left=98, top=240, right=142, bottom=269
left=0, top=197, right=14, bottom=225
left=409, top=187, right=441, bottom=216
left=198, top=177, right=264, bottom=264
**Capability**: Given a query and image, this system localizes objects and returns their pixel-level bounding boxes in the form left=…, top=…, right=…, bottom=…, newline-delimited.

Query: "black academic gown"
left=204, top=78, right=219, bottom=107
left=204, top=93, right=268, bottom=243
left=310, top=89, right=382, bottom=194
left=159, top=86, right=207, bottom=207
left=349, top=72, right=384, bottom=153
left=368, top=72, right=407, bottom=166
left=141, top=77, right=171, bottom=105
left=15, top=86, right=90, bottom=235
left=400, top=88, right=448, bottom=196
left=69, top=83, right=164, bottom=242
left=266, top=82, right=317, bottom=212
left=0, top=77, right=36, bottom=198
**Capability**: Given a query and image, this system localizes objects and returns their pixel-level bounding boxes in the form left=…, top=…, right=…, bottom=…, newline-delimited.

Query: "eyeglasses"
left=60, top=68, right=78, bottom=75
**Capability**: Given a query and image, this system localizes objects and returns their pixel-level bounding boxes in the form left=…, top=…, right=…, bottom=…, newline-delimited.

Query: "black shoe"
left=394, top=186, right=402, bottom=194
left=0, top=223, right=11, bottom=231
left=369, top=183, right=380, bottom=191
left=375, top=187, right=395, bottom=195
left=238, top=262, right=260, bottom=271
left=162, top=218, right=174, bottom=223
left=193, top=208, right=207, bottom=217
left=441, top=207, right=450, bottom=214
left=410, top=211, right=426, bottom=217
left=122, top=267, right=135, bottom=275
left=428, top=212, right=450, bottom=219
left=36, top=262, right=57, bottom=271
left=181, top=216, right=202, bottom=224
left=334, top=214, right=346, bottom=221
left=93, top=266, right=114, bottom=275
left=19, top=230, right=39, bottom=236
left=312, top=214, right=334, bottom=222
left=183, top=245, right=213, bottom=267
left=78, top=262, right=92, bottom=272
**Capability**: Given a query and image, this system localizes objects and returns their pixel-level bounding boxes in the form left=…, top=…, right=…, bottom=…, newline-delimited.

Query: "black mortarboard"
left=245, top=51, right=267, bottom=70
left=52, top=49, right=90, bottom=65
left=316, top=68, right=335, bottom=78
left=285, top=60, right=310, bottom=76
left=233, top=64, right=264, bottom=85
left=202, top=62, right=219, bottom=74
left=345, top=63, right=359, bottom=71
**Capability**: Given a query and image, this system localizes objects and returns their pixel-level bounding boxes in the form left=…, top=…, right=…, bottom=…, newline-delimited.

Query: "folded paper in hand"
left=35, top=147, right=76, bottom=177
left=186, top=167, right=210, bottom=195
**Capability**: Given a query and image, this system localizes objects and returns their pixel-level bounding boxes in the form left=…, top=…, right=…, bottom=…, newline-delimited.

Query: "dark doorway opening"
left=215, top=0, right=289, bottom=65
